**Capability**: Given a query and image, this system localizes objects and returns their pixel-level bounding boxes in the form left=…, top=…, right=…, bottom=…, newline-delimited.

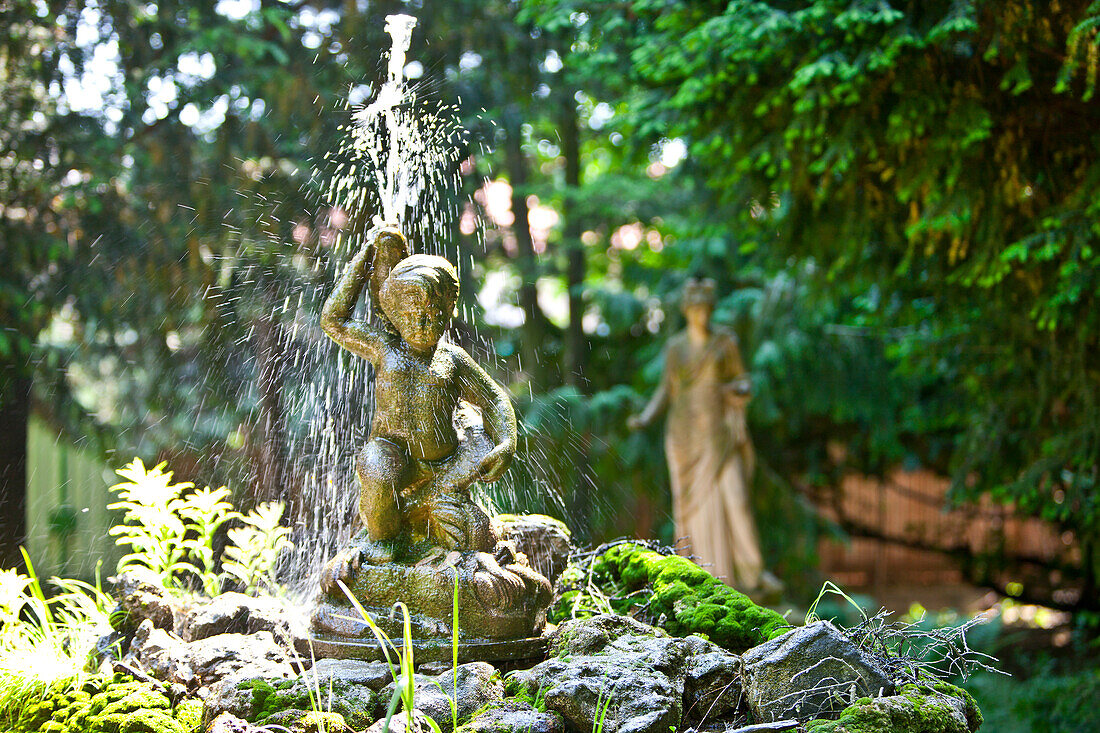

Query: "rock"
left=417, top=660, right=452, bottom=675
left=179, top=592, right=310, bottom=647
left=186, top=630, right=292, bottom=688
left=126, top=619, right=293, bottom=691
left=458, top=699, right=564, bottom=733
left=184, top=593, right=250, bottom=640
left=307, top=658, right=394, bottom=690
left=547, top=613, right=665, bottom=655
left=264, top=710, right=355, bottom=733
left=364, top=709, right=433, bottom=733
left=203, top=660, right=385, bottom=729
left=110, top=567, right=178, bottom=634
left=245, top=594, right=311, bottom=644
left=494, top=514, right=572, bottom=585
left=680, top=635, right=747, bottom=726
left=203, top=673, right=263, bottom=723
left=741, top=621, right=894, bottom=723
left=208, top=712, right=267, bottom=733
left=379, top=662, right=504, bottom=732
left=125, top=621, right=194, bottom=686
left=509, top=615, right=689, bottom=733
left=804, top=684, right=978, bottom=733
left=551, top=543, right=788, bottom=652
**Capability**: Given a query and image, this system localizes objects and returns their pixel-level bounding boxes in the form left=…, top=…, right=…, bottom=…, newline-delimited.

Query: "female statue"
left=629, top=278, right=779, bottom=593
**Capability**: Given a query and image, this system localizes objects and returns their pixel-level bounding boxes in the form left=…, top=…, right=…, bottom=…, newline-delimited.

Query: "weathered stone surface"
left=741, top=621, right=894, bottom=723
left=681, top=634, right=746, bottom=726
left=125, top=621, right=193, bottom=685
left=264, top=710, right=355, bottom=733
left=364, top=709, right=433, bottom=733
left=208, top=712, right=267, bottom=733
left=378, top=662, right=503, bottom=733
left=245, top=594, right=311, bottom=643
left=203, top=673, right=260, bottom=722
left=804, top=685, right=975, bottom=733
left=314, top=546, right=551, bottom=643
left=509, top=615, right=689, bottom=733
left=546, top=613, right=665, bottom=656
left=308, top=658, right=394, bottom=690
left=203, top=661, right=383, bottom=729
left=494, top=514, right=572, bottom=585
left=458, top=699, right=564, bottom=733
left=126, top=619, right=293, bottom=691
left=110, top=567, right=178, bottom=634
left=183, top=593, right=250, bottom=640
left=178, top=592, right=309, bottom=647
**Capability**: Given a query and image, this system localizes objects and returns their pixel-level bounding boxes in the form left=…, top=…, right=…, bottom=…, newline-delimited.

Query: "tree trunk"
left=0, top=374, right=30, bottom=570
left=251, top=312, right=286, bottom=504
left=560, top=95, right=587, bottom=388
left=502, top=107, right=549, bottom=382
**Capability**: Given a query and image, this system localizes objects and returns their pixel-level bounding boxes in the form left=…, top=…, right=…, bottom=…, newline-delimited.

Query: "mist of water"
left=277, top=14, right=471, bottom=596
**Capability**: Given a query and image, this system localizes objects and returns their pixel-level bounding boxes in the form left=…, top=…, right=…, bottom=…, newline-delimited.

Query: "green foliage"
left=222, top=502, right=293, bottom=596
left=552, top=542, right=787, bottom=652
left=966, top=663, right=1100, bottom=733
left=0, top=553, right=114, bottom=727
left=528, top=0, right=1100, bottom=608
left=108, top=458, right=292, bottom=596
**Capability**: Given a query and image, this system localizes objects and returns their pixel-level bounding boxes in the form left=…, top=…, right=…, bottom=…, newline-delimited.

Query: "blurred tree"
left=527, top=0, right=1100, bottom=609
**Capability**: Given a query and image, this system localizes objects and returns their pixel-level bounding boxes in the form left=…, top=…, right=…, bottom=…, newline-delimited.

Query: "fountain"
left=301, top=16, right=553, bottom=662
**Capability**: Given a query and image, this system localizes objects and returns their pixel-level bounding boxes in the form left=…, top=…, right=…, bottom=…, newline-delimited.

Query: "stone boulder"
left=364, top=709, right=435, bottom=733
left=741, top=620, right=894, bottom=723
left=508, top=614, right=745, bottom=733
left=179, top=592, right=309, bottom=646
left=378, top=662, right=504, bottom=732
left=203, top=659, right=390, bottom=727
left=804, top=683, right=981, bottom=733
left=110, top=567, right=179, bottom=635
left=680, top=634, right=747, bottom=726
left=208, top=712, right=268, bottom=733
left=125, top=619, right=293, bottom=692
left=494, top=514, right=572, bottom=585
left=458, top=699, right=564, bottom=733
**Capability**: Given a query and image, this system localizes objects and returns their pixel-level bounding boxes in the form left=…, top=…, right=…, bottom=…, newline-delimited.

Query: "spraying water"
left=278, top=14, right=470, bottom=595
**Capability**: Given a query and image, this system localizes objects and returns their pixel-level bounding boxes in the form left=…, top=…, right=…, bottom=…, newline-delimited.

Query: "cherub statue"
left=319, top=226, right=517, bottom=580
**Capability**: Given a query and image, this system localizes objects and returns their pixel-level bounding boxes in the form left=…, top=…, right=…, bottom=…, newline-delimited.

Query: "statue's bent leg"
left=357, top=438, right=410, bottom=542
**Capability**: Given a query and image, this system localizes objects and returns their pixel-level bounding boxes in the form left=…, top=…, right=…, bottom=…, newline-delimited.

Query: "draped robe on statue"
left=660, top=328, right=763, bottom=589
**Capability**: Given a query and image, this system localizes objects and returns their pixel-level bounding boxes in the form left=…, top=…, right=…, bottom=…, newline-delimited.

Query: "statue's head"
left=379, top=254, right=460, bottom=352
left=681, top=277, right=716, bottom=326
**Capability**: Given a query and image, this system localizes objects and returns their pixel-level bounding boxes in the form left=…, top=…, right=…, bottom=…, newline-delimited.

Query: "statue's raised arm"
left=320, top=225, right=409, bottom=363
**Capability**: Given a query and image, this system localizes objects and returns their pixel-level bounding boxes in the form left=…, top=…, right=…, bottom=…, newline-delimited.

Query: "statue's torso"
left=371, top=342, right=461, bottom=461
left=664, top=329, right=742, bottom=450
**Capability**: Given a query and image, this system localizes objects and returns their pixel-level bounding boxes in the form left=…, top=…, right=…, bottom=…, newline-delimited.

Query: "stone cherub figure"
left=312, top=226, right=550, bottom=643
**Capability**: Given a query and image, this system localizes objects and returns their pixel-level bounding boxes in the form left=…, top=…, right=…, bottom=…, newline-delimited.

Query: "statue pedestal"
left=309, top=545, right=552, bottom=662
left=299, top=633, right=549, bottom=665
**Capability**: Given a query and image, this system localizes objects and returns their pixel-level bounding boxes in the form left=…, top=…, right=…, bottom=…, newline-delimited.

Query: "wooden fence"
left=817, top=468, right=1071, bottom=592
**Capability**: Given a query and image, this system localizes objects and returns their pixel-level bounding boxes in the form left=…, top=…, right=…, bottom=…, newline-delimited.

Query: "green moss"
left=8, top=677, right=185, bottom=733
left=805, top=684, right=981, bottom=733
left=295, top=711, right=348, bottom=733
left=172, top=699, right=203, bottom=732
left=240, top=677, right=374, bottom=729
left=551, top=542, right=787, bottom=652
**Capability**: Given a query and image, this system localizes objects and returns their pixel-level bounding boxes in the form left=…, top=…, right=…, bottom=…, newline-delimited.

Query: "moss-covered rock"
left=551, top=542, right=787, bottom=652
left=9, top=676, right=193, bottom=733
left=173, top=698, right=203, bottom=732
left=234, top=674, right=377, bottom=729
left=804, top=683, right=982, bottom=733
